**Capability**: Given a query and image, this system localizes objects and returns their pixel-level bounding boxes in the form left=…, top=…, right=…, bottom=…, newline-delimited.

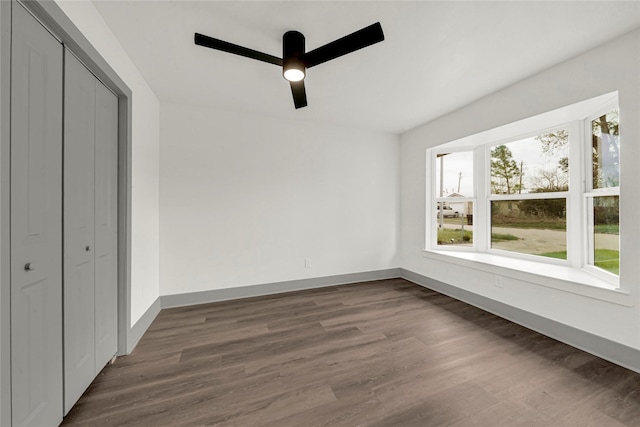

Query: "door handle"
left=86, top=245, right=91, bottom=252
left=24, top=262, right=34, bottom=271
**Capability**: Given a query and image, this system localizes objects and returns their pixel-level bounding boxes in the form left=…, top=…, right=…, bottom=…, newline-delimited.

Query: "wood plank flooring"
left=62, top=279, right=640, bottom=426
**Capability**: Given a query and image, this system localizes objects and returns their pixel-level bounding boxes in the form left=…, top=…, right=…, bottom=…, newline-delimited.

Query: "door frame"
left=0, top=1, right=133, bottom=424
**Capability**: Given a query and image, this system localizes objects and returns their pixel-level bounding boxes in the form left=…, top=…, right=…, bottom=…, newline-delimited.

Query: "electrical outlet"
left=495, top=276, right=503, bottom=288
left=304, top=258, right=311, bottom=268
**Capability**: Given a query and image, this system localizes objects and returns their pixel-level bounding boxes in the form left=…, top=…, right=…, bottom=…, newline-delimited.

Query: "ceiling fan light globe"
left=284, top=68, right=305, bottom=82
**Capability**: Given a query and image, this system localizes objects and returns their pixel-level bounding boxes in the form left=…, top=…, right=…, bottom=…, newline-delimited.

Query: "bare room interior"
left=1, top=1, right=640, bottom=426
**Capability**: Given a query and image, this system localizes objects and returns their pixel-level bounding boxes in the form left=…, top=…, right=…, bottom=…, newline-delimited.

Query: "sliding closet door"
left=63, top=51, right=96, bottom=414
left=10, top=3, right=64, bottom=426
left=94, top=81, right=118, bottom=370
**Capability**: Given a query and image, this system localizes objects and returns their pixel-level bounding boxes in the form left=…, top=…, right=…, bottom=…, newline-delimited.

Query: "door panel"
left=10, top=3, right=64, bottom=426
left=63, top=51, right=96, bottom=415
left=94, top=81, right=118, bottom=371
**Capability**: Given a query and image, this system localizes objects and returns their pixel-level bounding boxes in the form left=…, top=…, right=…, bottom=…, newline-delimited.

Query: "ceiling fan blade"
left=194, top=33, right=283, bottom=66
left=301, top=22, right=384, bottom=68
left=290, top=80, right=308, bottom=109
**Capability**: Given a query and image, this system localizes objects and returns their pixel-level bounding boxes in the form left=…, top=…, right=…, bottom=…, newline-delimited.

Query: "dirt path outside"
left=491, top=226, right=566, bottom=254
left=439, top=222, right=618, bottom=254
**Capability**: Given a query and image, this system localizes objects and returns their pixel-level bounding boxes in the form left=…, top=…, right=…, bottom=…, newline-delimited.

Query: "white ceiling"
left=92, top=1, right=640, bottom=134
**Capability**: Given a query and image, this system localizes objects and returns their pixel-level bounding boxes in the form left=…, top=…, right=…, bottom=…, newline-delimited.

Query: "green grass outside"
left=593, top=224, right=619, bottom=235
left=538, top=250, right=568, bottom=261
left=491, top=233, right=520, bottom=242
left=491, top=221, right=566, bottom=231
left=594, top=249, right=620, bottom=275
left=491, top=218, right=619, bottom=234
left=539, top=249, right=619, bottom=275
left=437, top=228, right=472, bottom=244
left=438, top=228, right=520, bottom=245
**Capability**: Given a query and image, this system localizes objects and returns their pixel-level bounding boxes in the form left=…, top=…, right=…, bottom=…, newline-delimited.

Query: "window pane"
left=435, top=152, right=474, bottom=197
left=436, top=201, right=474, bottom=247
left=491, top=199, right=566, bottom=259
left=592, top=110, right=620, bottom=189
left=490, top=130, right=569, bottom=195
left=592, top=196, right=619, bottom=275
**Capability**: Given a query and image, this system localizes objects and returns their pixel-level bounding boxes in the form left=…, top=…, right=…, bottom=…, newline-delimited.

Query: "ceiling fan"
left=194, top=22, right=384, bottom=109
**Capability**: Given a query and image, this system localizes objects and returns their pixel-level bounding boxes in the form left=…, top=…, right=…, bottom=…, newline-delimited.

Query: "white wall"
left=400, top=30, right=640, bottom=348
left=160, top=102, right=399, bottom=296
left=55, top=1, right=160, bottom=326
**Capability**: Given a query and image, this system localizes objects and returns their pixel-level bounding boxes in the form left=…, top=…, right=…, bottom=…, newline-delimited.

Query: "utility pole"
left=436, top=153, right=448, bottom=231
left=457, top=172, right=462, bottom=193
left=519, top=161, right=523, bottom=194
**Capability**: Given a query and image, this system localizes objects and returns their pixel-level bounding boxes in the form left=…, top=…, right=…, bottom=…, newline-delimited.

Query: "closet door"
left=10, top=3, right=64, bottom=426
left=63, top=51, right=96, bottom=414
left=63, top=50, right=119, bottom=414
left=94, top=81, right=118, bottom=370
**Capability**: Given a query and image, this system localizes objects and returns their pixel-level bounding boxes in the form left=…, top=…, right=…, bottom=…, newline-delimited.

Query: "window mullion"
left=425, top=149, right=434, bottom=249
left=475, top=145, right=489, bottom=251
left=567, top=120, right=583, bottom=268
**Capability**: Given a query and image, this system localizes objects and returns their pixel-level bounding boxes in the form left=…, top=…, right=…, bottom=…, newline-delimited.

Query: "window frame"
left=485, top=122, right=574, bottom=265
left=582, top=101, right=620, bottom=282
left=430, top=147, right=477, bottom=251
left=426, top=95, right=620, bottom=288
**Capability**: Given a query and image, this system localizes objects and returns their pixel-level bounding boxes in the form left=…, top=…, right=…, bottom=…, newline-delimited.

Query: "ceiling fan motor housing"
left=283, top=31, right=306, bottom=81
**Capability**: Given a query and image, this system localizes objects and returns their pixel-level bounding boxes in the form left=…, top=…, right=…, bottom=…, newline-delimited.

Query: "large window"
left=428, top=95, right=620, bottom=283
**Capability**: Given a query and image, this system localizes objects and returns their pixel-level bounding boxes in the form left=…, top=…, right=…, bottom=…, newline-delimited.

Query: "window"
left=489, top=129, right=569, bottom=259
left=427, top=94, right=620, bottom=284
left=586, top=110, right=620, bottom=277
left=434, top=151, right=474, bottom=247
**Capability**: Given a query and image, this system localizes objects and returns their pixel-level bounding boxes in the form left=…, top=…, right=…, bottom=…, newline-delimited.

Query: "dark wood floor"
left=62, top=279, right=640, bottom=426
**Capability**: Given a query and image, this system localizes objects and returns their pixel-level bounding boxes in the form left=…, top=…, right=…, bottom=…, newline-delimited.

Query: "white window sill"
left=421, top=249, right=631, bottom=306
